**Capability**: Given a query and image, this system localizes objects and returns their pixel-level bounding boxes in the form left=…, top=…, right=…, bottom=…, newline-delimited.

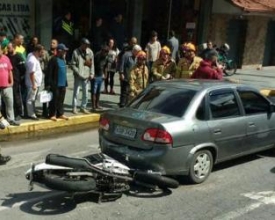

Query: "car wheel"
left=189, top=150, right=213, bottom=184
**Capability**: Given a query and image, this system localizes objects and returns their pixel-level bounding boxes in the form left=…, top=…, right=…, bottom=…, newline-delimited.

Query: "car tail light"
left=99, top=117, right=110, bottom=131
left=142, top=128, right=173, bottom=144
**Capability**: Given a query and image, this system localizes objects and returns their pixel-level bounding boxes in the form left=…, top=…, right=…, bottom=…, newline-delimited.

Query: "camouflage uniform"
left=151, top=58, right=176, bottom=81
left=175, top=56, right=202, bottom=79
left=129, top=64, right=149, bottom=100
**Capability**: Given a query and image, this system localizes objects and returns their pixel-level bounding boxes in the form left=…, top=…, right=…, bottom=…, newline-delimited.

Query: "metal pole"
left=167, top=0, right=172, bottom=40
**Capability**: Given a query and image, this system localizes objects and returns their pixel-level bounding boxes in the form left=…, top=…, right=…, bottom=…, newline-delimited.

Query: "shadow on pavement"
left=1, top=191, right=111, bottom=215
left=1, top=191, right=75, bottom=215
left=125, top=184, right=172, bottom=198
left=213, top=149, right=275, bottom=172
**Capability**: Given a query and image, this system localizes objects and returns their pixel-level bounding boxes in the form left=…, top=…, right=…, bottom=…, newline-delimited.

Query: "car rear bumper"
left=99, top=136, right=193, bottom=175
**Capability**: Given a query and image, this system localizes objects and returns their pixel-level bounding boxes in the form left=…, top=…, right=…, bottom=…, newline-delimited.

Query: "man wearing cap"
left=151, top=46, right=176, bottom=81
left=129, top=51, right=149, bottom=101
left=192, top=49, right=223, bottom=80
left=25, top=44, right=44, bottom=120
left=118, top=44, right=141, bottom=107
left=175, top=43, right=202, bottom=79
left=45, top=43, right=69, bottom=121
left=71, top=38, right=94, bottom=114
left=0, top=31, right=9, bottom=55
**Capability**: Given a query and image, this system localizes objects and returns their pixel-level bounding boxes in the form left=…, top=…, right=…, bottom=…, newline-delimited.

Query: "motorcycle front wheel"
left=43, top=174, right=97, bottom=192
left=224, top=61, right=237, bottom=76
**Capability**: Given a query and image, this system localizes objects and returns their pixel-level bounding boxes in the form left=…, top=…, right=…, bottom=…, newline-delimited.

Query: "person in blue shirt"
left=45, top=43, right=69, bottom=121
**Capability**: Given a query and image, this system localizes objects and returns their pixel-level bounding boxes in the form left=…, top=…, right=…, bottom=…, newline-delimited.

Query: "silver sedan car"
left=99, top=80, right=275, bottom=183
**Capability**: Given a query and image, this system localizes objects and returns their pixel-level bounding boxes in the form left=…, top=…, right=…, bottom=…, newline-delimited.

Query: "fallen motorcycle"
left=25, top=153, right=179, bottom=202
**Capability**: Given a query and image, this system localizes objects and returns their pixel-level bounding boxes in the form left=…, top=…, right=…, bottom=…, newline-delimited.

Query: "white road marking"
left=213, top=191, right=275, bottom=220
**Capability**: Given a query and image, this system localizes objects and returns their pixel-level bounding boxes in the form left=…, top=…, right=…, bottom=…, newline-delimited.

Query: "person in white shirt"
left=25, top=44, right=44, bottom=120
left=103, top=38, right=119, bottom=95
left=145, top=31, right=161, bottom=82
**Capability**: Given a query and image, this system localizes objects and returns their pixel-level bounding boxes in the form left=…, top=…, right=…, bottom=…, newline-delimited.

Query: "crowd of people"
left=0, top=20, right=223, bottom=164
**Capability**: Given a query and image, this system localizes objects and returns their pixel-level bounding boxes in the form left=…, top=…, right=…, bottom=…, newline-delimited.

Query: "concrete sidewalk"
left=0, top=69, right=120, bottom=140
left=1, top=67, right=275, bottom=139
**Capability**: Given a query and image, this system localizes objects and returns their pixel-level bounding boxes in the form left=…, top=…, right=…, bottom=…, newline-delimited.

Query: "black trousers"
left=105, top=71, right=116, bottom=90
left=13, top=83, right=23, bottom=117
left=119, top=80, right=130, bottom=107
left=49, top=87, right=66, bottom=117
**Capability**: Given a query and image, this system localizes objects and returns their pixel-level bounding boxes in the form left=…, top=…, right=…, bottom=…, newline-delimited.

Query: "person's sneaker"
left=96, top=105, right=103, bottom=110
left=0, top=155, right=11, bottom=165
left=0, top=117, right=9, bottom=129
left=72, top=108, right=78, bottom=114
left=80, top=108, right=89, bottom=114
left=15, top=115, right=22, bottom=121
left=50, top=116, right=57, bottom=121
left=29, top=115, right=39, bottom=121
left=9, top=120, right=20, bottom=126
left=59, top=115, right=69, bottom=120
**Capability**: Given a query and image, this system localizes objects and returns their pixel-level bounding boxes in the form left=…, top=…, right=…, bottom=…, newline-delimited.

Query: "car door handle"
left=248, top=122, right=255, bottom=127
left=213, top=129, right=221, bottom=134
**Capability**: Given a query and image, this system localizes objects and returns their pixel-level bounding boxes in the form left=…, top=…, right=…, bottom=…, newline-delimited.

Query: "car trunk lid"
left=101, top=109, right=176, bottom=150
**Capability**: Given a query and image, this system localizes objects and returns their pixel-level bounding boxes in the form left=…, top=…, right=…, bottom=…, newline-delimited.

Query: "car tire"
left=188, top=150, right=213, bottom=184
left=43, top=174, right=97, bottom=192
left=134, top=171, right=179, bottom=189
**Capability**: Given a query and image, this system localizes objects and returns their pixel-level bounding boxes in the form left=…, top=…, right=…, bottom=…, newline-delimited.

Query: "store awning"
left=231, top=0, right=275, bottom=12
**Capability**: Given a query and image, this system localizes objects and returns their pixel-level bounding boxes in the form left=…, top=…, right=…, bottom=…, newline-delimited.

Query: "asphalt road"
left=1, top=130, right=275, bottom=220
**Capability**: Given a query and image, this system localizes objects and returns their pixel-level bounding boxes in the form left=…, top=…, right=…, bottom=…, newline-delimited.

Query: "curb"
left=0, top=114, right=101, bottom=139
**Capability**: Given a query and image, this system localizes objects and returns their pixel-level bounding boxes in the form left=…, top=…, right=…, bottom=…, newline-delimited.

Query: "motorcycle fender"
left=25, top=162, right=72, bottom=175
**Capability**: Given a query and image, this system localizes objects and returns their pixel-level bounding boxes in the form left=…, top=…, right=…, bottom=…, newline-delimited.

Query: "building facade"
left=1, top=0, right=202, bottom=50
left=0, top=0, right=35, bottom=40
left=4, top=0, right=273, bottom=69
left=206, top=0, right=275, bottom=68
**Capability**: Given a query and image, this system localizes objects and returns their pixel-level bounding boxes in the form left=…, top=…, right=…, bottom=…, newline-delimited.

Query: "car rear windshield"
left=129, top=86, right=196, bottom=117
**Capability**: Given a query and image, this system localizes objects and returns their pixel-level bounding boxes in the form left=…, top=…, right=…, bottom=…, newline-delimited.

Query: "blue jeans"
left=72, top=76, right=89, bottom=109
left=91, top=77, right=103, bottom=95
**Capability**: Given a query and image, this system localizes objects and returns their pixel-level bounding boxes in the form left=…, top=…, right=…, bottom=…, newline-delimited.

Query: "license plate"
left=114, top=125, right=137, bottom=139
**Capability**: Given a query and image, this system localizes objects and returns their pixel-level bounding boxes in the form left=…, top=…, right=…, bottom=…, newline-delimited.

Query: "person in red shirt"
left=0, top=46, right=20, bottom=126
left=191, top=49, right=223, bottom=80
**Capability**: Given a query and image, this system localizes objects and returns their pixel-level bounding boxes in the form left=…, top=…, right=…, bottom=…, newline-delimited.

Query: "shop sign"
left=0, top=0, right=31, bottom=38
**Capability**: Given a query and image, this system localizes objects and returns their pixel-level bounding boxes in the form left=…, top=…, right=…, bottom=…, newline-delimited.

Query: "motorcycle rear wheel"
left=224, top=61, right=237, bottom=76
left=43, top=174, right=97, bottom=192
